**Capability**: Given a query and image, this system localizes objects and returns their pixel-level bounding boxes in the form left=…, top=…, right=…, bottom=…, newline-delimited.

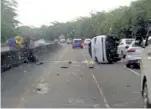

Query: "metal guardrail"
left=1, top=42, right=58, bottom=72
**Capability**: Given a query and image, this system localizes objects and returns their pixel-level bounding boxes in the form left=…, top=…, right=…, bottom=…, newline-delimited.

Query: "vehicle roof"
left=96, top=35, right=107, bottom=38
left=73, top=39, right=82, bottom=40
left=85, top=38, right=91, bottom=40
left=129, top=40, right=146, bottom=48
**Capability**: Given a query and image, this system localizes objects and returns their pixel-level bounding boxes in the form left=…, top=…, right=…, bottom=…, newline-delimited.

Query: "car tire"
left=72, top=47, right=74, bottom=49
left=143, top=81, right=151, bottom=108
left=81, top=47, right=83, bottom=49
left=126, top=63, right=130, bottom=68
left=121, top=50, right=125, bottom=59
left=123, top=55, right=126, bottom=59
left=95, top=57, right=101, bottom=64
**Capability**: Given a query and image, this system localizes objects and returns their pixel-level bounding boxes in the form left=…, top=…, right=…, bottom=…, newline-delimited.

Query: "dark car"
left=72, top=39, right=83, bottom=48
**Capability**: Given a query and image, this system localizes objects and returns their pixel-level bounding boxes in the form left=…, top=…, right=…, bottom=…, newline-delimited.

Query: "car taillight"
left=81, top=42, right=84, bottom=46
left=125, top=46, right=129, bottom=49
left=127, top=49, right=136, bottom=53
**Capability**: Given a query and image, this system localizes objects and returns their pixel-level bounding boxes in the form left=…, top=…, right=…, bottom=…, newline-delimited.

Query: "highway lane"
left=1, top=44, right=143, bottom=108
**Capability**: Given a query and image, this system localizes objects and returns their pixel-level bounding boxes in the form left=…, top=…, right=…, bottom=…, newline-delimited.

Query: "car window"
left=131, top=42, right=140, bottom=47
left=120, top=42, right=124, bottom=45
left=146, top=36, right=151, bottom=46
left=126, top=40, right=134, bottom=44
left=74, top=40, right=82, bottom=43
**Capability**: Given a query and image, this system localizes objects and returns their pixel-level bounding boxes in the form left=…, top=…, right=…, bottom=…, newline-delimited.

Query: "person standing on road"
left=15, top=35, right=23, bottom=49
left=7, top=37, right=17, bottom=50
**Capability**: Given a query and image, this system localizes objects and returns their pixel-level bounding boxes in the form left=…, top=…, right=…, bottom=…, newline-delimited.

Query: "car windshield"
left=74, top=40, right=82, bottom=43
left=85, top=39, right=91, bottom=42
left=131, top=41, right=140, bottom=47
left=126, top=40, right=134, bottom=44
left=2, top=0, right=149, bottom=108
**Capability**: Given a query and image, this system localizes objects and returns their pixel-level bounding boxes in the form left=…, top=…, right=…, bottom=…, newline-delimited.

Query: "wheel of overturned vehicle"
left=95, top=57, right=101, bottom=64
left=126, top=63, right=131, bottom=68
left=121, top=50, right=125, bottom=59
left=143, top=82, right=151, bottom=108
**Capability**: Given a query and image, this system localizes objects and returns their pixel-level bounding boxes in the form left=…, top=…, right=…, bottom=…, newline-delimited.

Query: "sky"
left=16, top=0, right=137, bottom=27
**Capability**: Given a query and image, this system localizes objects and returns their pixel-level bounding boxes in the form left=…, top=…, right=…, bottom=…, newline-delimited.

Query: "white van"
left=94, top=35, right=120, bottom=64
left=140, top=34, right=151, bottom=108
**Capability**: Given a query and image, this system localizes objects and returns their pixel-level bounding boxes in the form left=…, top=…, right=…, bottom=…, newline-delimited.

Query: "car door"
left=142, top=36, right=151, bottom=99
left=117, top=40, right=124, bottom=55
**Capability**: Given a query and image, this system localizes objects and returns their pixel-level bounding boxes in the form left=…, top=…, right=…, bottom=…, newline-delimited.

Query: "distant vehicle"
left=126, top=40, right=144, bottom=68
left=54, top=39, right=58, bottom=42
left=94, top=35, right=120, bottom=64
left=72, top=39, right=83, bottom=48
left=140, top=34, right=151, bottom=108
left=84, top=39, right=91, bottom=45
left=60, top=39, right=66, bottom=43
left=117, top=38, right=134, bottom=58
left=35, top=39, right=46, bottom=47
left=66, top=38, right=73, bottom=44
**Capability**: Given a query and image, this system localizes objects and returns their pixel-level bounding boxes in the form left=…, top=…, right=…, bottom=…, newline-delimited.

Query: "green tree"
left=1, top=0, right=19, bottom=42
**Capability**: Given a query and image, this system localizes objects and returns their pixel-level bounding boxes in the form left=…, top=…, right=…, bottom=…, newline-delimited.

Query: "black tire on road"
left=95, top=57, right=101, bottom=64
left=126, top=63, right=131, bottom=68
left=143, top=81, right=151, bottom=108
left=121, top=50, right=125, bottom=59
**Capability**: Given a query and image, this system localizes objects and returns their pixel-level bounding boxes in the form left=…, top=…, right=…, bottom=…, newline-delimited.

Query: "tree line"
left=1, top=0, right=151, bottom=43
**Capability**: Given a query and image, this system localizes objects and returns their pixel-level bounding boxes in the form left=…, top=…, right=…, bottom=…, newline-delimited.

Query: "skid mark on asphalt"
left=124, top=66, right=140, bottom=76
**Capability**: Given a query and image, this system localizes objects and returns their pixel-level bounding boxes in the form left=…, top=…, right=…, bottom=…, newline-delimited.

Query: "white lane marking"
left=81, top=50, right=89, bottom=67
left=81, top=49, right=110, bottom=108
left=124, top=66, right=140, bottom=76
left=81, top=50, right=87, bottom=61
left=91, top=73, right=110, bottom=108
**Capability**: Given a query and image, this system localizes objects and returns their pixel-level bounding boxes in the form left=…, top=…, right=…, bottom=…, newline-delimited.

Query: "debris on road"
left=61, top=66, right=68, bottom=68
left=80, top=75, right=84, bottom=80
left=36, top=62, right=44, bottom=65
left=126, top=84, right=131, bottom=88
left=68, top=61, right=72, bottom=64
left=92, top=97, right=97, bottom=101
left=57, top=73, right=60, bottom=76
left=61, top=63, right=69, bottom=68
left=36, top=83, right=49, bottom=94
left=88, top=60, right=94, bottom=68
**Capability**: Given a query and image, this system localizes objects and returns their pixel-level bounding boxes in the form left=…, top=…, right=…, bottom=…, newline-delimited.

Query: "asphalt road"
left=1, top=44, right=143, bottom=108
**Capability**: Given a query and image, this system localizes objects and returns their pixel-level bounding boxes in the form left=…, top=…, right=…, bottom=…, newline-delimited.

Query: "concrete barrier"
left=1, top=42, right=59, bottom=72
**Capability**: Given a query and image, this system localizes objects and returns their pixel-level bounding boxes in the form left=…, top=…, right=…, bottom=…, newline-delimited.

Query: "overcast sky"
left=16, top=0, right=137, bottom=27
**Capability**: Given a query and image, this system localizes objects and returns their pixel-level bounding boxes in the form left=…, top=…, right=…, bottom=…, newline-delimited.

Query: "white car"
left=126, top=40, right=144, bottom=68
left=141, top=35, right=151, bottom=108
left=84, top=39, right=91, bottom=45
left=60, top=39, right=66, bottom=43
left=66, top=38, right=72, bottom=44
left=117, top=38, right=134, bottom=58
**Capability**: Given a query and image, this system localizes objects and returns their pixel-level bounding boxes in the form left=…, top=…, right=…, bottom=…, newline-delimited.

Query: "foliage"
left=35, top=0, right=151, bottom=40
left=1, top=0, right=19, bottom=42
left=2, top=0, right=151, bottom=42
